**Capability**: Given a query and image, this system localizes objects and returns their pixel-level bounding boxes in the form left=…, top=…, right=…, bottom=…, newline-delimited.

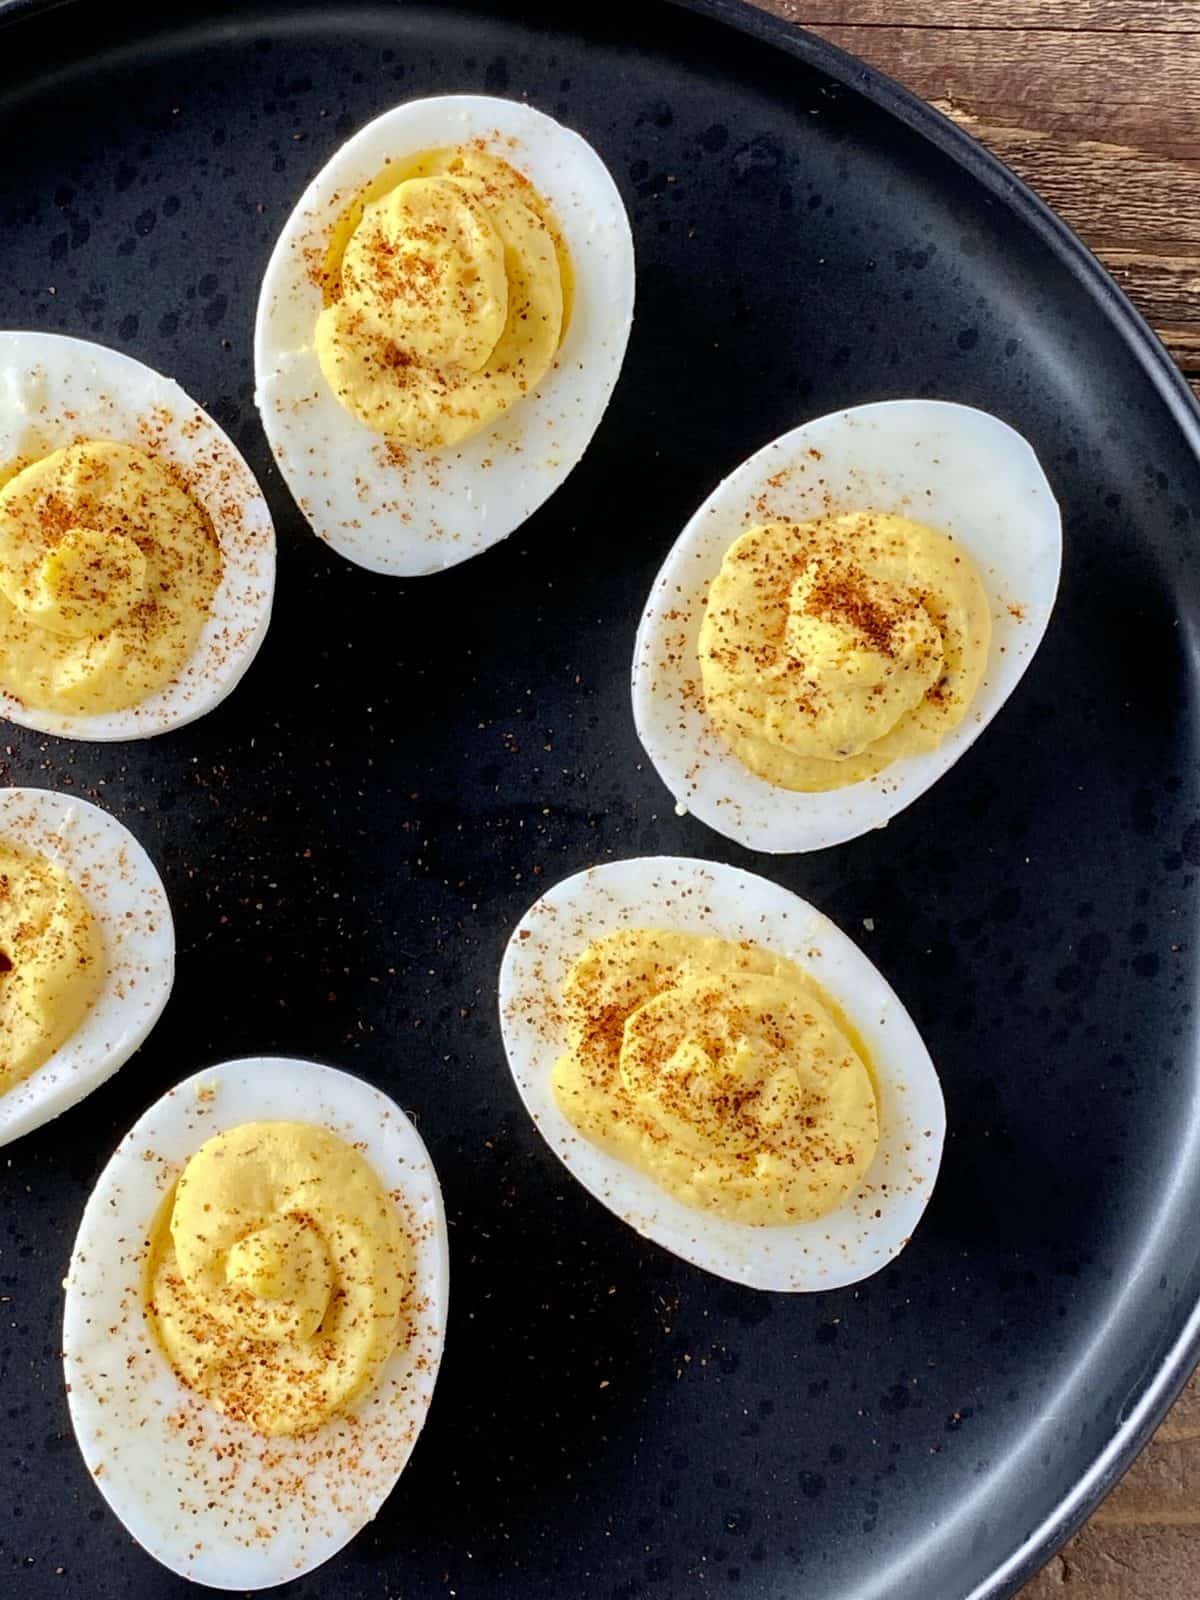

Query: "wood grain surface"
left=752, top=0, right=1200, bottom=405
left=741, top=2, right=1200, bottom=1594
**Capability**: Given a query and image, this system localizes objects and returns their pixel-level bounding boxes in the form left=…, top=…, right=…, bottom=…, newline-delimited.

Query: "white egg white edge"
left=632, top=399, right=1063, bottom=853
left=0, top=786, right=174, bottom=1149
left=62, top=1056, right=450, bottom=1591
left=254, top=93, right=635, bottom=576
left=498, top=854, right=945, bottom=1293
left=0, top=330, right=276, bottom=742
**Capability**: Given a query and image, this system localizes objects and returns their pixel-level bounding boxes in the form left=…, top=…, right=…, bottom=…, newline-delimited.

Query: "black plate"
left=3, top=2, right=1199, bottom=1597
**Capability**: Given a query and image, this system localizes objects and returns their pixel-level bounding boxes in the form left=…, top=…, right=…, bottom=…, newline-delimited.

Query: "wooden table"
left=743, top=3, right=1200, bottom=1595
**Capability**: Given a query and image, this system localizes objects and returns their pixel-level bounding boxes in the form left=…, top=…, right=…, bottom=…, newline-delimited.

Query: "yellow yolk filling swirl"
left=699, top=511, right=991, bottom=792
left=552, top=930, right=879, bottom=1226
left=147, top=1121, right=408, bottom=1437
left=0, top=844, right=103, bottom=1097
left=316, top=144, right=570, bottom=449
left=0, top=440, right=223, bottom=716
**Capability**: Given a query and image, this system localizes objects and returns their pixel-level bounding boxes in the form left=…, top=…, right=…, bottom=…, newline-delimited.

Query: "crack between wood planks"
left=783, top=18, right=1200, bottom=36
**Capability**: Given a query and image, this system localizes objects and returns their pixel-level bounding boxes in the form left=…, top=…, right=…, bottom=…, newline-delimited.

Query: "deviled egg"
left=633, top=401, right=1061, bottom=852
left=498, top=855, right=944, bottom=1291
left=0, top=786, right=173, bottom=1148
left=0, top=331, right=275, bottom=741
left=63, top=1056, right=449, bottom=1589
left=255, top=94, right=635, bottom=575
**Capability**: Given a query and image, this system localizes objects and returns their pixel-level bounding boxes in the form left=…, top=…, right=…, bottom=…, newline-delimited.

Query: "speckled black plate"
left=2, top=2, right=1199, bottom=1598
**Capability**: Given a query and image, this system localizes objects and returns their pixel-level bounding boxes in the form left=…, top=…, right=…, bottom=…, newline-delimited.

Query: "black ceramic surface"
left=2, top=2, right=1199, bottom=1597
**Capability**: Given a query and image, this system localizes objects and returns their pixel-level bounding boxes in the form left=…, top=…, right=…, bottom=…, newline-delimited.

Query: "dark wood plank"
left=937, top=127, right=1200, bottom=254
left=786, top=25, right=1200, bottom=150
left=764, top=1, right=1199, bottom=32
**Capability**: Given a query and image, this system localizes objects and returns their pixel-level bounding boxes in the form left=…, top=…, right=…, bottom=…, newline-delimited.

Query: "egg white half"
left=63, top=1056, right=449, bottom=1590
left=0, top=331, right=275, bottom=741
left=498, top=855, right=945, bottom=1292
left=254, top=94, right=635, bottom=575
left=0, top=786, right=174, bottom=1148
left=632, top=400, right=1062, bottom=853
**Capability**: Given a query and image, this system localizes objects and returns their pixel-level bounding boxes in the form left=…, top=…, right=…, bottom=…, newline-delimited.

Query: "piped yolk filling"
left=0, top=842, right=103, bottom=1097
left=145, top=1120, right=409, bottom=1437
left=315, top=143, right=572, bottom=450
left=699, top=511, right=991, bottom=792
left=0, top=440, right=223, bottom=716
left=552, top=929, right=879, bottom=1227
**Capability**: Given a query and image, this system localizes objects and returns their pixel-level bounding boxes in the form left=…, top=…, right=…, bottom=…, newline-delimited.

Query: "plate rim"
left=671, top=3, right=1200, bottom=1591
left=671, top=0, right=1200, bottom=459
left=1, top=0, right=1197, bottom=1595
